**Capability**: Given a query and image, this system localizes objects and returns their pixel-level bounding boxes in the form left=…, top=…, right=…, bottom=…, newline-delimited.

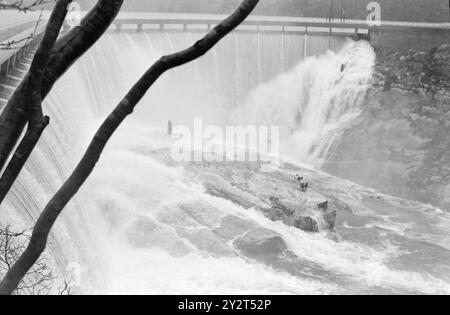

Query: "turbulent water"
left=2, top=30, right=450, bottom=294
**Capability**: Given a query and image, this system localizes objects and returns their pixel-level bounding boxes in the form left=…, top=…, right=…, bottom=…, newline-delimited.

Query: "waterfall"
left=8, top=31, right=443, bottom=295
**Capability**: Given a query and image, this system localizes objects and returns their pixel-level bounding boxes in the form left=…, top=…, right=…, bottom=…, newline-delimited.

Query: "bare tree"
left=0, top=0, right=260, bottom=295
left=0, top=0, right=124, bottom=204
left=0, top=225, right=75, bottom=295
left=0, top=225, right=54, bottom=295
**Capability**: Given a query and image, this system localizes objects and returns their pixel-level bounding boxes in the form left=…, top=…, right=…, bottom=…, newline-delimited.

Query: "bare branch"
left=0, top=226, right=54, bottom=295
left=0, top=9, right=44, bottom=51
left=0, top=0, right=55, bottom=12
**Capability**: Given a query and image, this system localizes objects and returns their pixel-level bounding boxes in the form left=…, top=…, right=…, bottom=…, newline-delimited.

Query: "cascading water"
left=230, top=40, right=375, bottom=166
left=3, top=30, right=450, bottom=294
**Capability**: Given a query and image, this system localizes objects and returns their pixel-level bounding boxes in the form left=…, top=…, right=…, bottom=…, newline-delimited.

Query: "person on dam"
left=340, top=6, right=346, bottom=23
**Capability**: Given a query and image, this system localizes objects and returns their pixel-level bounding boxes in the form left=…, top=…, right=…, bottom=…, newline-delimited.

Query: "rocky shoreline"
left=325, top=43, right=450, bottom=211
left=373, top=44, right=450, bottom=98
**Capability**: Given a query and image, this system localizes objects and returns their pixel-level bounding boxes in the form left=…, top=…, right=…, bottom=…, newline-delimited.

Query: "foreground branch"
left=0, top=0, right=260, bottom=295
left=0, top=0, right=71, bottom=205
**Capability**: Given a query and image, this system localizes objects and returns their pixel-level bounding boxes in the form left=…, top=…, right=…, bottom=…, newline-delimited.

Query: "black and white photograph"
left=0, top=0, right=449, bottom=297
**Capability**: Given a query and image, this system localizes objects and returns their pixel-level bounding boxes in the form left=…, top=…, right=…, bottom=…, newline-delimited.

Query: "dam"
left=1, top=11, right=450, bottom=295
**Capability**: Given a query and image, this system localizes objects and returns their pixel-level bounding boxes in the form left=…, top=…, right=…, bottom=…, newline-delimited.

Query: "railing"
left=0, top=21, right=44, bottom=76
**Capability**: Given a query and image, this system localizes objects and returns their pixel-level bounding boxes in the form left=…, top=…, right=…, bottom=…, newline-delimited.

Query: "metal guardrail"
left=107, top=13, right=450, bottom=35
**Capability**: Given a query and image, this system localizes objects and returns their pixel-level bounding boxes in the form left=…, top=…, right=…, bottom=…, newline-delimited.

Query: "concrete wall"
left=0, top=39, right=38, bottom=76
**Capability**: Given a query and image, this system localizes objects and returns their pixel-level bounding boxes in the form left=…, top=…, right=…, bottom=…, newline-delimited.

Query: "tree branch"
left=0, top=9, right=44, bottom=51
left=0, top=0, right=260, bottom=295
left=41, top=0, right=124, bottom=99
left=0, top=0, right=54, bottom=12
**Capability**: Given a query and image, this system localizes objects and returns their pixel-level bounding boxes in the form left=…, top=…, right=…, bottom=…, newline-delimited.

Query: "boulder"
left=233, top=228, right=289, bottom=261
left=266, top=196, right=336, bottom=233
left=213, top=215, right=256, bottom=241
left=294, top=216, right=319, bottom=232
left=317, top=201, right=337, bottom=230
left=234, top=228, right=341, bottom=281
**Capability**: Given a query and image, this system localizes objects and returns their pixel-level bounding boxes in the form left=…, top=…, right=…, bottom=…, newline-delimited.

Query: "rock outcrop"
left=373, top=45, right=450, bottom=96
left=150, top=150, right=338, bottom=233
left=325, top=44, right=450, bottom=212
left=197, top=161, right=337, bottom=233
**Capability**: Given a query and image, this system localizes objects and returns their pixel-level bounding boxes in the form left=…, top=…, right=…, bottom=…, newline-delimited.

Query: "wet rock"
left=214, top=215, right=256, bottom=241
left=324, top=210, right=337, bottom=230
left=431, top=45, right=450, bottom=78
left=375, top=45, right=450, bottom=96
left=266, top=197, right=321, bottom=233
left=177, top=228, right=236, bottom=257
left=266, top=197, right=296, bottom=223
left=178, top=201, right=224, bottom=228
left=234, top=228, right=342, bottom=282
left=318, top=201, right=337, bottom=230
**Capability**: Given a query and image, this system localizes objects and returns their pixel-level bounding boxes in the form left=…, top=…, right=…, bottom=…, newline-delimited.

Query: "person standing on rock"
left=301, top=181, right=309, bottom=193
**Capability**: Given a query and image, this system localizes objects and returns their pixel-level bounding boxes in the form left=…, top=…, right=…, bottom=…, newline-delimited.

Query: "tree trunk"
left=0, top=117, right=49, bottom=205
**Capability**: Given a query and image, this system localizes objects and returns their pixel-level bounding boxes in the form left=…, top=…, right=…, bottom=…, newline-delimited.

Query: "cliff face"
left=373, top=45, right=450, bottom=95
left=324, top=44, right=450, bottom=211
